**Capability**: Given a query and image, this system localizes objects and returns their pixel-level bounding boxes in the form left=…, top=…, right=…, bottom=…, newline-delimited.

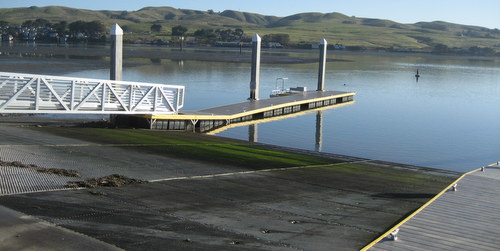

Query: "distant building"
left=2, top=35, right=13, bottom=41
left=267, top=42, right=283, bottom=48
left=334, top=43, right=345, bottom=50
left=214, top=41, right=251, bottom=47
left=22, top=30, right=36, bottom=41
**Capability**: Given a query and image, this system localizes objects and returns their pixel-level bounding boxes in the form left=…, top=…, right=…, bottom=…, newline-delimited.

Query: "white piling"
left=110, top=24, right=123, bottom=81
left=249, top=34, right=261, bottom=100
left=317, top=38, right=328, bottom=91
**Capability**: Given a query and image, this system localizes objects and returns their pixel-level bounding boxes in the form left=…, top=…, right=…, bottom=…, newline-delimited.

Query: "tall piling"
left=110, top=24, right=123, bottom=81
left=249, top=34, right=261, bottom=100
left=317, top=38, right=328, bottom=91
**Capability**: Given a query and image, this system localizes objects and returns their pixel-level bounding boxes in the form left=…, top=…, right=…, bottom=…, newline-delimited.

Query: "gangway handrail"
left=0, top=72, right=185, bottom=115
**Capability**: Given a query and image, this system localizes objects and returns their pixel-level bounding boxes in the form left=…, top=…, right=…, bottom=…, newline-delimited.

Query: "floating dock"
left=122, top=90, right=355, bottom=132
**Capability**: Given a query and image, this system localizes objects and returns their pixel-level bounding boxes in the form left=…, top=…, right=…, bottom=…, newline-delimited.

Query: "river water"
left=2, top=44, right=500, bottom=172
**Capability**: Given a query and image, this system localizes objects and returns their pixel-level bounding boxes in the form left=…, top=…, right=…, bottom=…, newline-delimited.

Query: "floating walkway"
left=127, top=90, right=355, bottom=132
left=363, top=164, right=500, bottom=251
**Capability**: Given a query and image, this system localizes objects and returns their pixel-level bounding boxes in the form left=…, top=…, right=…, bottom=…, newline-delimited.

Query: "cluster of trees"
left=0, top=19, right=106, bottom=42
left=193, top=28, right=244, bottom=44
left=149, top=24, right=290, bottom=47
left=432, top=43, right=497, bottom=56
left=150, top=24, right=247, bottom=44
left=66, top=21, right=105, bottom=37
left=150, top=24, right=189, bottom=36
left=262, top=34, right=290, bottom=46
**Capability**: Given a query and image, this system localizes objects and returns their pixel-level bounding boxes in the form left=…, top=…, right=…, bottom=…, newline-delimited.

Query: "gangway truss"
left=0, top=72, right=184, bottom=114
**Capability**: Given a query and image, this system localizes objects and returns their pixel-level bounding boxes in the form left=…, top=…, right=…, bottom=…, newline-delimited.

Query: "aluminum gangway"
left=0, top=72, right=184, bottom=114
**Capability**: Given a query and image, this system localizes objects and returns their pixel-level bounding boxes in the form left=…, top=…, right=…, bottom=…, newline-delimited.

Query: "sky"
left=2, top=0, right=500, bottom=29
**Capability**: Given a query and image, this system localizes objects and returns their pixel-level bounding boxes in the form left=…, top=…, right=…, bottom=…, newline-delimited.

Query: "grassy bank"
left=33, top=126, right=459, bottom=192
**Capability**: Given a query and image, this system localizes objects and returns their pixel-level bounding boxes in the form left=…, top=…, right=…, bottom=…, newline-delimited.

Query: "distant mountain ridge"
left=1, top=5, right=499, bottom=52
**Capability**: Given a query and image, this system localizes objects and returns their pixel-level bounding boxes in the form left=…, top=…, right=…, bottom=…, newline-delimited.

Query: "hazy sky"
left=2, top=0, right=500, bottom=29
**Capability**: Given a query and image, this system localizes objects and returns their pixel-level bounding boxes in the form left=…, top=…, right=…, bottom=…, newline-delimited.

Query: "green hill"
left=1, top=5, right=499, bottom=52
left=0, top=6, right=114, bottom=22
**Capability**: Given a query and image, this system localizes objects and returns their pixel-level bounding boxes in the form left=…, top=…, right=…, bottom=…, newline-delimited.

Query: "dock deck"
left=365, top=164, right=500, bottom=250
left=134, top=90, right=355, bottom=132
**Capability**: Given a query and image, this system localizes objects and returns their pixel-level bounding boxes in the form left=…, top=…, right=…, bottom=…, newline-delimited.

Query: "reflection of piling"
left=179, top=36, right=184, bottom=51
left=249, top=34, right=261, bottom=101
left=110, top=24, right=123, bottom=81
left=249, top=124, right=258, bottom=143
left=315, top=110, right=323, bottom=152
left=317, top=38, right=328, bottom=91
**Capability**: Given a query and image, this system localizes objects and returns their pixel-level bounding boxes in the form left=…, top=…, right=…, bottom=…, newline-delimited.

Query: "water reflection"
left=315, top=111, right=323, bottom=152
left=243, top=109, right=324, bottom=151
left=2, top=46, right=500, bottom=172
left=249, top=124, right=258, bottom=143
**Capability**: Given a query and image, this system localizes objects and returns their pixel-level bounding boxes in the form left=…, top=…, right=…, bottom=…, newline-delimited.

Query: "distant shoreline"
left=1, top=43, right=497, bottom=74
left=0, top=42, right=357, bottom=64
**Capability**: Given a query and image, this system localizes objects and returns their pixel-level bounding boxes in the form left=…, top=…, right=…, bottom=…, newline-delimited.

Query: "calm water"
left=2, top=46, right=500, bottom=172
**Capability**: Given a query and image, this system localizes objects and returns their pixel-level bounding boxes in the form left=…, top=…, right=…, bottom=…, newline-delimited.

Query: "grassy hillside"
left=1, top=5, right=499, bottom=52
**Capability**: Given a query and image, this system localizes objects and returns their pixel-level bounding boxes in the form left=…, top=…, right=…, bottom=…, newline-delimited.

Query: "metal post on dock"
left=317, top=38, right=327, bottom=91
left=249, top=34, right=261, bottom=101
left=110, top=24, right=123, bottom=81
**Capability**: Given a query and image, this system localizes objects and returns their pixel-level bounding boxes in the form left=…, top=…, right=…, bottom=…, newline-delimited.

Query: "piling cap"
left=252, top=34, right=261, bottom=42
left=320, top=38, right=328, bottom=45
left=110, top=24, right=123, bottom=36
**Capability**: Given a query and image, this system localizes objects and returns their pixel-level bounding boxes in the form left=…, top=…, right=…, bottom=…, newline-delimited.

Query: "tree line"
left=151, top=24, right=290, bottom=46
left=0, top=19, right=106, bottom=42
left=1, top=19, right=291, bottom=47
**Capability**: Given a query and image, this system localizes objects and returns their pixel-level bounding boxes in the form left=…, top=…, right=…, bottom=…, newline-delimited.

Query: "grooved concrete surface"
left=0, top=123, right=459, bottom=250
left=0, top=125, right=242, bottom=196
left=0, top=204, right=121, bottom=251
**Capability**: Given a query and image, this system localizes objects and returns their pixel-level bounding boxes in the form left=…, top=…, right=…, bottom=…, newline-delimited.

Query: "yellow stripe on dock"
left=146, top=91, right=355, bottom=120
left=205, top=101, right=355, bottom=135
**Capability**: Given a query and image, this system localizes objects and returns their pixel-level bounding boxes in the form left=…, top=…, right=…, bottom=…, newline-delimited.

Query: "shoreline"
left=1, top=43, right=497, bottom=77
left=0, top=42, right=355, bottom=64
